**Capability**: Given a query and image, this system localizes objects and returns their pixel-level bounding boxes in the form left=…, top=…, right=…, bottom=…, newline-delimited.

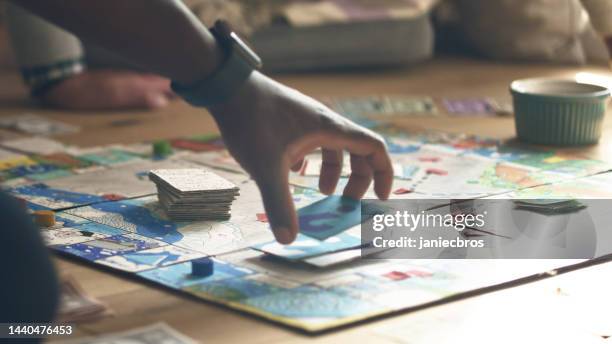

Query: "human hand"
left=40, top=70, right=175, bottom=110
left=209, top=72, right=393, bottom=244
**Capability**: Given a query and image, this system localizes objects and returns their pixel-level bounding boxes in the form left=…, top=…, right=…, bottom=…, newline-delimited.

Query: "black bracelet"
left=21, top=58, right=85, bottom=98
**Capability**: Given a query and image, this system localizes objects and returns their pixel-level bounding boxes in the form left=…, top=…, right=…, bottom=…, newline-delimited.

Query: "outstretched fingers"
left=332, top=129, right=394, bottom=200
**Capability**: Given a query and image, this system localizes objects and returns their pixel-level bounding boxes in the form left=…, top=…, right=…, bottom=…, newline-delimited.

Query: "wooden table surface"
left=1, top=57, right=611, bottom=343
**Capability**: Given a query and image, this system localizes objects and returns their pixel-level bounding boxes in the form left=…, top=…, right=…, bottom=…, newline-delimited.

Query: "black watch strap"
left=171, top=20, right=262, bottom=108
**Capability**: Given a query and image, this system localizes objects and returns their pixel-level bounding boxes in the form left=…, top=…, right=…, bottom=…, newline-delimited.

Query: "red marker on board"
left=418, top=156, right=440, bottom=163
left=393, top=188, right=413, bottom=195
left=426, top=168, right=448, bottom=176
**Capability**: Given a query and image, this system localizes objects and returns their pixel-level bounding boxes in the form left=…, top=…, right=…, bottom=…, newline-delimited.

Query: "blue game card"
left=251, top=232, right=362, bottom=260
left=298, top=195, right=362, bottom=240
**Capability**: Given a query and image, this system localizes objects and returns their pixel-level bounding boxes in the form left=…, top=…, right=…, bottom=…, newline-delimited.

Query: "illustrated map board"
left=2, top=109, right=612, bottom=332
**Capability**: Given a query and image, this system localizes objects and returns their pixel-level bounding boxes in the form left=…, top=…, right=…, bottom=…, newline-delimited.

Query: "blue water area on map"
left=88, top=199, right=184, bottom=244
left=298, top=195, right=361, bottom=240
left=10, top=183, right=105, bottom=208
left=78, top=149, right=140, bottom=166
left=113, top=246, right=201, bottom=270
left=121, top=250, right=181, bottom=266
left=46, top=222, right=125, bottom=246
left=1, top=163, right=60, bottom=179
left=56, top=213, right=90, bottom=227
left=27, top=169, right=74, bottom=181
left=26, top=202, right=52, bottom=211
left=54, top=233, right=161, bottom=261
left=71, top=222, right=126, bottom=237
left=12, top=183, right=184, bottom=243
left=243, top=285, right=380, bottom=318
left=187, top=275, right=288, bottom=302
left=138, top=259, right=252, bottom=289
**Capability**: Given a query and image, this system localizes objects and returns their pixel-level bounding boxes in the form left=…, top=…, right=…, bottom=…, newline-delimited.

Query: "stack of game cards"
left=149, top=168, right=239, bottom=221
left=514, top=199, right=586, bottom=214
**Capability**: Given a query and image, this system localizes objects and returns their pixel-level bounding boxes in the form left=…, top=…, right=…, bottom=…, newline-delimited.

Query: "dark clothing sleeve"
left=0, top=192, right=59, bottom=324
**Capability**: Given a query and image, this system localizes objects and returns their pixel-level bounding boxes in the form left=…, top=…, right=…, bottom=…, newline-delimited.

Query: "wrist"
left=174, top=31, right=226, bottom=85
left=207, top=70, right=260, bottom=123
left=172, top=20, right=262, bottom=109
left=23, top=58, right=85, bottom=98
left=33, top=78, right=71, bottom=99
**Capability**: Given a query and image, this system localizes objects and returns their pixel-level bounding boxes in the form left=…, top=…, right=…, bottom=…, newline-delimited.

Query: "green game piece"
left=153, top=140, right=173, bottom=157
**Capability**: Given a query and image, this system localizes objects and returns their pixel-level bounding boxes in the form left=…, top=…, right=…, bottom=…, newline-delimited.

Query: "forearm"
left=9, top=0, right=223, bottom=84
left=6, top=3, right=85, bottom=96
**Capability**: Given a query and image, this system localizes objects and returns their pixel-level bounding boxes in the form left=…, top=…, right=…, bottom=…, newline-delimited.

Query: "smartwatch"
left=171, top=20, right=263, bottom=107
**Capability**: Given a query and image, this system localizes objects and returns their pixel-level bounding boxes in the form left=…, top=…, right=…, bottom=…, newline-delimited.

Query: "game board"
left=2, top=109, right=612, bottom=332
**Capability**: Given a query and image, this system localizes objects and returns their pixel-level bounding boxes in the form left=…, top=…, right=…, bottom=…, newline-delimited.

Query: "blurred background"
left=0, top=0, right=609, bottom=109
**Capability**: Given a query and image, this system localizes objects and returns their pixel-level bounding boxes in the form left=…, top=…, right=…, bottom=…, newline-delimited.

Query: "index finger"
left=252, top=161, right=299, bottom=244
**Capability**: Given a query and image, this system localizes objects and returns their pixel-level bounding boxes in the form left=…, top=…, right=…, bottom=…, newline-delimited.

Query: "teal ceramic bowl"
left=510, top=78, right=610, bottom=146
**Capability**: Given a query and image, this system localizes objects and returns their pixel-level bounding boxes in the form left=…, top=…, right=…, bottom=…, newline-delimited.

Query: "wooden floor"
left=1, top=57, right=611, bottom=343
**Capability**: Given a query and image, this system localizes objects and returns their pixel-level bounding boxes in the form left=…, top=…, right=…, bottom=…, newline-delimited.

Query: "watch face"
left=230, top=32, right=263, bottom=69
left=213, top=19, right=262, bottom=69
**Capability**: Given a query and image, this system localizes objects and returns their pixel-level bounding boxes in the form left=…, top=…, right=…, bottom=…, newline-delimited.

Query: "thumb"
left=253, top=163, right=298, bottom=244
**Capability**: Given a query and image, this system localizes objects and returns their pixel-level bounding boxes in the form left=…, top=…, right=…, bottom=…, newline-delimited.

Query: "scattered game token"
left=393, top=188, right=413, bottom=195
left=102, top=193, right=125, bottom=201
left=418, top=156, right=440, bottom=163
left=442, top=98, right=495, bottom=116
left=191, top=257, right=214, bottom=277
left=152, top=140, right=173, bottom=157
left=426, top=168, right=448, bottom=176
left=452, top=141, right=480, bottom=149
left=383, top=270, right=431, bottom=281
left=383, top=271, right=410, bottom=281
left=256, top=213, right=268, bottom=223
left=33, top=210, right=56, bottom=227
